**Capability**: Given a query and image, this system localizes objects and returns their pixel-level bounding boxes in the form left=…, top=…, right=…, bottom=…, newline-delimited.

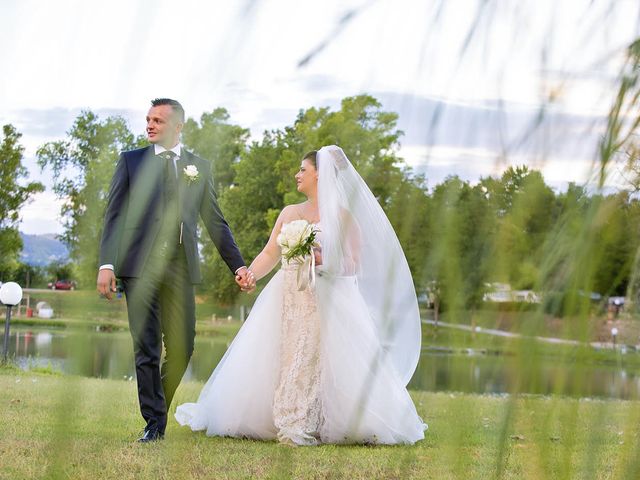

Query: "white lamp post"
left=1, top=282, right=22, bottom=362
left=611, top=327, right=619, bottom=347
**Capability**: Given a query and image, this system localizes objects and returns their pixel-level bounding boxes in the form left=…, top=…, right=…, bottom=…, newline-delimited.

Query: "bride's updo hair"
left=303, top=150, right=318, bottom=169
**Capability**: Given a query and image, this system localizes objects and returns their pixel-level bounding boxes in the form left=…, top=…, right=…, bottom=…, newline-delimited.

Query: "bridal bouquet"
left=278, top=220, right=319, bottom=264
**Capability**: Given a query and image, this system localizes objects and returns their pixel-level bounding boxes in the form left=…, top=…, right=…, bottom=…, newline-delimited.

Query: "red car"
left=52, top=279, right=76, bottom=290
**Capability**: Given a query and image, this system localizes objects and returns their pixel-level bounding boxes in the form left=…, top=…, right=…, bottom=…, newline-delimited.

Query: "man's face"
left=146, top=105, right=182, bottom=147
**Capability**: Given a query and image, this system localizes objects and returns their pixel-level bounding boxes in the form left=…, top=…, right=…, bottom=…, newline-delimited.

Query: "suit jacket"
left=99, top=146, right=245, bottom=284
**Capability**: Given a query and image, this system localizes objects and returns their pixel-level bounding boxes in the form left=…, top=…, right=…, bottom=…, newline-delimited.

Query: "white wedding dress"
left=175, top=146, right=427, bottom=445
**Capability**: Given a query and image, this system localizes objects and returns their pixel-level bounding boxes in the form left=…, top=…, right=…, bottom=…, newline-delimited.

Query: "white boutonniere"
left=183, top=165, right=199, bottom=184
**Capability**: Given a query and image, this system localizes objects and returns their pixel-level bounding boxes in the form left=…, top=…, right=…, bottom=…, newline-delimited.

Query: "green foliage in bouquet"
left=283, top=227, right=319, bottom=264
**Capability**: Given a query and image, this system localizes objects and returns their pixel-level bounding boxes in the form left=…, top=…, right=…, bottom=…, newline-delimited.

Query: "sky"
left=1, top=0, right=639, bottom=234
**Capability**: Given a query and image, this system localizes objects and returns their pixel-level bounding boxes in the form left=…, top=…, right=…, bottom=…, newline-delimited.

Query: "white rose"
left=183, top=165, right=199, bottom=182
left=277, top=219, right=312, bottom=252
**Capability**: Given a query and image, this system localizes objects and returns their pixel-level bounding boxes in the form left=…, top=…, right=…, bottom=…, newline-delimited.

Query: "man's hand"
left=235, top=266, right=256, bottom=293
left=97, top=269, right=117, bottom=300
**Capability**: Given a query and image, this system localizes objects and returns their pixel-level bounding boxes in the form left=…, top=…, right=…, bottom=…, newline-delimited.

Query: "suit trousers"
left=121, top=245, right=196, bottom=434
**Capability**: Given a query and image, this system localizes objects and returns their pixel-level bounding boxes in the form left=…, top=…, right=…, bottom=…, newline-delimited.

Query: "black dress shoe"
left=137, top=428, right=164, bottom=443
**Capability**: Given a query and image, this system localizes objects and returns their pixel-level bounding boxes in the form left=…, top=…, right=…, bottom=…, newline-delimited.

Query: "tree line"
left=2, top=94, right=640, bottom=315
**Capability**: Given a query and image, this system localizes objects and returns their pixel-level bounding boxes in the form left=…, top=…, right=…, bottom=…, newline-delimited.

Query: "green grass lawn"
left=2, top=365, right=640, bottom=480
left=6, top=293, right=640, bottom=478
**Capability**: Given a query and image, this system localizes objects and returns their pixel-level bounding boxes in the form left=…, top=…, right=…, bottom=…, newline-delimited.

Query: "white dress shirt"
left=154, top=143, right=181, bottom=176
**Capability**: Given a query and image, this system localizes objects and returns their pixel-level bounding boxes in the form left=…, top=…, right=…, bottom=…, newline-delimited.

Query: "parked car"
left=52, top=279, right=76, bottom=290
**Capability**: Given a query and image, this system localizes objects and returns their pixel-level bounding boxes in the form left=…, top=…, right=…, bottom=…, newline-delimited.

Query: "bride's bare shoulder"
left=279, top=203, right=304, bottom=222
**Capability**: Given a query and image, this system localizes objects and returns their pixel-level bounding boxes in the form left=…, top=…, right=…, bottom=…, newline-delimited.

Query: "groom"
left=97, top=98, right=255, bottom=442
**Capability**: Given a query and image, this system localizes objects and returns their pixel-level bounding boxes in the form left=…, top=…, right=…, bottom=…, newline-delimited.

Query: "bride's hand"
left=313, top=246, right=322, bottom=266
left=235, top=267, right=256, bottom=293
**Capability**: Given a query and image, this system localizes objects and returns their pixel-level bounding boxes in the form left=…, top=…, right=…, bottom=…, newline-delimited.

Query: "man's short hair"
left=151, top=98, right=185, bottom=122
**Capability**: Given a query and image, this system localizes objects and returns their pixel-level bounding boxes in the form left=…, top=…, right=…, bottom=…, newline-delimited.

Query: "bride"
left=175, top=145, right=426, bottom=445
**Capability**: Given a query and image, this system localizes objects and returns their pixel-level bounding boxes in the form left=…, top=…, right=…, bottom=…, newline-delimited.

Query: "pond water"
left=5, top=327, right=640, bottom=400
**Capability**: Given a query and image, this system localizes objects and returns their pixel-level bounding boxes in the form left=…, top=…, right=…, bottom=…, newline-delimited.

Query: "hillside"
left=20, top=233, right=69, bottom=266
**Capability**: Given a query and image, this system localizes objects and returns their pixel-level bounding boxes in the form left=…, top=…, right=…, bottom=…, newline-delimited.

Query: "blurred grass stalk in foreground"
left=27, top=2, right=640, bottom=479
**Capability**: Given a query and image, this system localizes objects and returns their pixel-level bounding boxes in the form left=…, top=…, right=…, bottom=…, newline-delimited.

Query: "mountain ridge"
left=20, top=232, right=69, bottom=266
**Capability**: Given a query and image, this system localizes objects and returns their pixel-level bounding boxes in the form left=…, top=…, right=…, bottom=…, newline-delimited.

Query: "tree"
left=181, top=108, right=251, bottom=300
left=483, top=166, right=556, bottom=289
left=182, top=108, right=250, bottom=192
left=592, top=192, right=640, bottom=297
left=386, top=172, right=431, bottom=290
left=46, top=260, right=76, bottom=283
left=37, top=111, right=145, bottom=286
left=276, top=95, right=407, bottom=209
left=14, top=262, right=48, bottom=289
left=425, top=177, right=494, bottom=317
left=204, top=133, right=286, bottom=303
left=0, top=125, right=44, bottom=281
left=205, top=95, right=410, bottom=304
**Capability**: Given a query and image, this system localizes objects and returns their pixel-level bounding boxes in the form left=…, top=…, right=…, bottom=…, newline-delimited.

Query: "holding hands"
left=235, top=266, right=256, bottom=293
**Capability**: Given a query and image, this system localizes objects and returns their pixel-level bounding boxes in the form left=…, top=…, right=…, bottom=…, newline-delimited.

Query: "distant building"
left=483, top=283, right=541, bottom=303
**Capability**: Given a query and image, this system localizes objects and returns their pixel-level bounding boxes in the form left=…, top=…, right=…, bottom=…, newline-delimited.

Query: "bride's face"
left=295, top=159, right=318, bottom=195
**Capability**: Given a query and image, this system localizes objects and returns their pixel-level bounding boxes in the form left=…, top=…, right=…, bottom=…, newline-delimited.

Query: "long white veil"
left=317, top=145, right=421, bottom=386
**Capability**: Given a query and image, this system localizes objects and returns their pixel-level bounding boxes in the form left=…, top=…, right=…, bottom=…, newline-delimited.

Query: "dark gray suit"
left=99, top=145, right=244, bottom=433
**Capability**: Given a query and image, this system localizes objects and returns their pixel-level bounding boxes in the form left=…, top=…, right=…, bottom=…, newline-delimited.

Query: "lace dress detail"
left=272, top=223, right=323, bottom=445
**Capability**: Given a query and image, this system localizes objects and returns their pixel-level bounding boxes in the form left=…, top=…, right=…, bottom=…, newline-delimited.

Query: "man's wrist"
left=100, top=264, right=114, bottom=271
left=234, top=266, right=247, bottom=275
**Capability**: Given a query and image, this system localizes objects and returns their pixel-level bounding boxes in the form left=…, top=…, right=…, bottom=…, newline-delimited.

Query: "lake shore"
left=12, top=290, right=640, bottom=345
